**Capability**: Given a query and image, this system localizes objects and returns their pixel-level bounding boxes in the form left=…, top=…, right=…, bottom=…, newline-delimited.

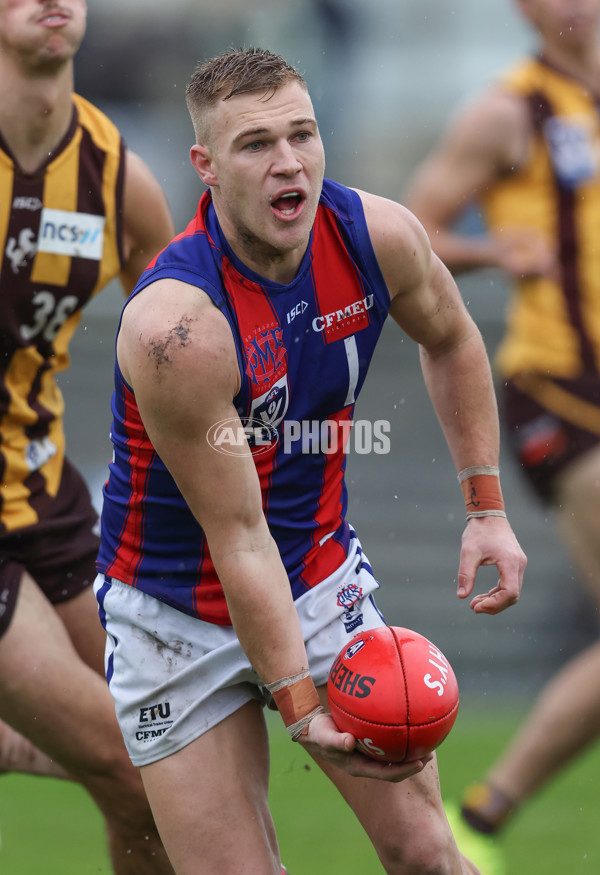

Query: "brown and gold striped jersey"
left=481, top=57, right=600, bottom=381
left=0, top=93, right=125, bottom=532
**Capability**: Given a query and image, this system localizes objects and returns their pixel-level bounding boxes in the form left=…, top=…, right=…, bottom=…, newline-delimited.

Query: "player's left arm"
left=358, top=190, right=526, bottom=614
left=119, top=149, right=175, bottom=295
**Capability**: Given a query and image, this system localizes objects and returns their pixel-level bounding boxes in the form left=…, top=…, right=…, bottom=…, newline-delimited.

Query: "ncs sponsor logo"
left=37, top=208, right=105, bottom=260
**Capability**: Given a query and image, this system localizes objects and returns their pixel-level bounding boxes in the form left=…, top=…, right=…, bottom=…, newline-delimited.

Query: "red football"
left=327, top=626, right=459, bottom=762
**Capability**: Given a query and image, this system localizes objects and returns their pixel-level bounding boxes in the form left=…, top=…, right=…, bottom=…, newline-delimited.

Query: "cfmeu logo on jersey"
left=38, top=208, right=105, bottom=260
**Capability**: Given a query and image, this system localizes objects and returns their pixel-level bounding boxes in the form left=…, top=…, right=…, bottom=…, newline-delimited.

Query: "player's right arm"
left=117, top=279, right=309, bottom=686
left=117, top=279, right=428, bottom=782
left=405, top=88, right=556, bottom=279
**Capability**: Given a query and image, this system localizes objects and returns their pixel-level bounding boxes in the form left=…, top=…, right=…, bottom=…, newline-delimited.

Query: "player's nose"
left=270, top=140, right=302, bottom=176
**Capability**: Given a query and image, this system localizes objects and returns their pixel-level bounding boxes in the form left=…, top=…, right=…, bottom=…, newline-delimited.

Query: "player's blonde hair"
left=186, top=47, right=307, bottom=144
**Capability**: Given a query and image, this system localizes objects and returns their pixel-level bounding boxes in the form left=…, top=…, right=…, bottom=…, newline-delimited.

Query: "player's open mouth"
left=39, top=10, right=69, bottom=26
left=271, top=192, right=304, bottom=219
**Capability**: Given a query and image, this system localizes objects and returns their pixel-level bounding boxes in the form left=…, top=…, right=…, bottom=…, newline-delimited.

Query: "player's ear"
left=190, top=144, right=217, bottom=186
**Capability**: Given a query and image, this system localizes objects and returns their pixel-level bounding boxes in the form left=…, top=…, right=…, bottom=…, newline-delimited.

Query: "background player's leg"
left=311, top=687, right=479, bottom=874
left=0, top=573, right=174, bottom=874
left=0, top=581, right=109, bottom=779
left=54, top=582, right=110, bottom=676
left=0, top=718, right=69, bottom=778
left=140, top=699, right=282, bottom=875
left=463, top=444, right=600, bottom=832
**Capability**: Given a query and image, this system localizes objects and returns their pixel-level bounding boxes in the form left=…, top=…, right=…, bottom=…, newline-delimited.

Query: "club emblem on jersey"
left=6, top=227, right=36, bottom=274
left=245, top=328, right=287, bottom=387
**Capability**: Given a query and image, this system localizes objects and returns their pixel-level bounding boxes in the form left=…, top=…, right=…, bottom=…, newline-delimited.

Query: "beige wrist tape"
left=265, top=668, right=325, bottom=741
left=458, top=465, right=507, bottom=520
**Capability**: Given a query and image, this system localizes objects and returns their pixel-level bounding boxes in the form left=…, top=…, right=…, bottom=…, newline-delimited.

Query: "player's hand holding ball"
left=327, top=626, right=459, bottom=762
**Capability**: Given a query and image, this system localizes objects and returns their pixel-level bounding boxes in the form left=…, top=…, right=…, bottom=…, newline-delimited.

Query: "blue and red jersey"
left=97, top=178, right=391, bottom=624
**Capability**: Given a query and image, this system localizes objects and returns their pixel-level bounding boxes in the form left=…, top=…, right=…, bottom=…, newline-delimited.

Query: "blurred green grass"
left=1, top=702, right=599, bottom=873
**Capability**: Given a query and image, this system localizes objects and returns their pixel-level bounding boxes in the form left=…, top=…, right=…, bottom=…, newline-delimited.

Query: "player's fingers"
left=456, top=557, right=478, bottom=599
left=334, top=751, right=433, bottom=783
left=302, top=715, right=435, bottom=782
left=481, top=550, right=526, bottom=611
left=470, top=583, right=519, bottom=614
left=303, top=711, right=357, bottom=752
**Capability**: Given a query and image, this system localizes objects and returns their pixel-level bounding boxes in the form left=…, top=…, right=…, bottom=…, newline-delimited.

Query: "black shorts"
left=0, top=458, right=100, bottom=637
left=500, top=374, right=600, bottom=505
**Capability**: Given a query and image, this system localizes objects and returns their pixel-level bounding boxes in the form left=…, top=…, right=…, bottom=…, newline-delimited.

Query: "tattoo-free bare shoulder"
left=353, top=189, right=432, bottom=299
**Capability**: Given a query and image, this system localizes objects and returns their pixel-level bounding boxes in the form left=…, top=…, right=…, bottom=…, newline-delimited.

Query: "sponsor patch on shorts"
left=135, top=701, right=174, bottom=744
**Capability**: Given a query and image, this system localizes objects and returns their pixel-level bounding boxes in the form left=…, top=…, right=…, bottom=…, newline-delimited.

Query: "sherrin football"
left=327, top=626, right=459, bottom=762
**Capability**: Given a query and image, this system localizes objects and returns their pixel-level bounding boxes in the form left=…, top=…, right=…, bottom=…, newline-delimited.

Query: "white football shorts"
left=94, top=534, right=387, bottom=766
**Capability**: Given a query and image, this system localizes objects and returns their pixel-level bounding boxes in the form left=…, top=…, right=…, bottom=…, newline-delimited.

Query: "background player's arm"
left=119, top=150, right=175, bottom=295
left=404, top=90, right=555, bottom=279
left=360, top=190, right=526, bottom=612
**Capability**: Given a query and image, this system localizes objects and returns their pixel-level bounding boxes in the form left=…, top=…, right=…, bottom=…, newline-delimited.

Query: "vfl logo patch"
left=37, top=208, right=105, bottom=260
left=247, top=374, right=289, bottom=440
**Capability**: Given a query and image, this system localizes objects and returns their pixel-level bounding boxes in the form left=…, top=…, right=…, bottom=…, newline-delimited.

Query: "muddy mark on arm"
left=147, top=316, right=195, bottom=371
